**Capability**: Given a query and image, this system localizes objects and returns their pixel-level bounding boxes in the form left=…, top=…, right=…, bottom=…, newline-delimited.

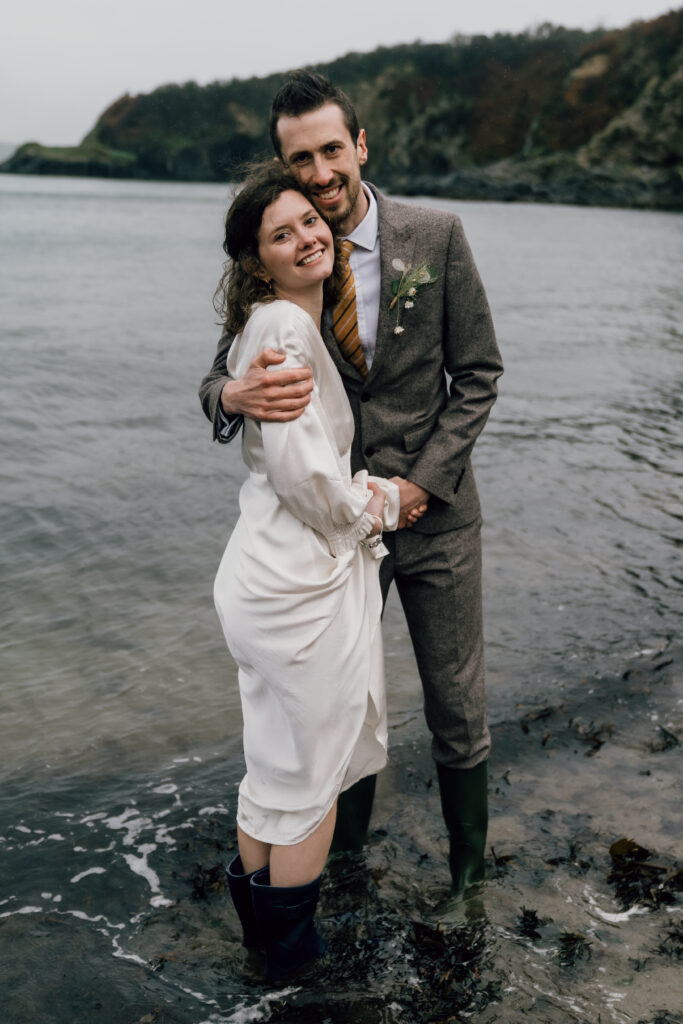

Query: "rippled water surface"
left=1, top=175, right=681, bottom=1022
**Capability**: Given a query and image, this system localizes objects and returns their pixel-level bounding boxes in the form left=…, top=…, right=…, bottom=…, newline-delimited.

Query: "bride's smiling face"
left=257, top=190, right=334, bottom=298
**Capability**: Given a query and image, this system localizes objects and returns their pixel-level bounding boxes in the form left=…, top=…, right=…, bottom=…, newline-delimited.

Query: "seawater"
left=0, top=175, right=681, bottom=1022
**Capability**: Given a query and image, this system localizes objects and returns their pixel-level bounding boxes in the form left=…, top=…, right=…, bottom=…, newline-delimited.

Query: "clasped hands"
left=366, top=479, right=428, bottom=531
left=389, top=478, right=430, bottom=529
left=222, top=349, right=430, bottom=529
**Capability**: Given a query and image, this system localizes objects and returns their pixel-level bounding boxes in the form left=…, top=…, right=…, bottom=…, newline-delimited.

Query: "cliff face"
left=355, top=13, right=683, bottom=207
left=3, top=11, right=682, bottom=208
left=575, top=17, right=683, bottom=170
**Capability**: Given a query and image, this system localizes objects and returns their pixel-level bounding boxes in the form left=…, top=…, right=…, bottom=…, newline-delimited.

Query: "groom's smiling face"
left=275, top=102, right=369, bottom=236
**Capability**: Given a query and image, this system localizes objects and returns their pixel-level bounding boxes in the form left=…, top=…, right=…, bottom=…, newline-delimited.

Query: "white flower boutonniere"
left=389, top=259, right=438, bottom=335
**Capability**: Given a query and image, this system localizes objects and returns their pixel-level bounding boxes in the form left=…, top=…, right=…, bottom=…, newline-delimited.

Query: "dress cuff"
left=326, top=511, right=376, bottom=556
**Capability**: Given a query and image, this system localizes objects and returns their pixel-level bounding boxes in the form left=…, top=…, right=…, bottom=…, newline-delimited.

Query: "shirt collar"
left=344, top=184, right=378, bottom=251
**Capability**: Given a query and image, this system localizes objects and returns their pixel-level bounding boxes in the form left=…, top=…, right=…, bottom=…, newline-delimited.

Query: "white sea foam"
left=154, top=824, right=182, bottom=846
left=104, top=808, right=152, bottom=845
left=111, top=941, right=148, bottom=967
left=0, top=906, right=42, bottom=917
left=150, top=893, right=173, bottom=908
left=584, top=886, right=649, bottom=924
left=212, top=988, right=300, bottom=1023
left=152, top=782, right=179, bottom=796
left=122, top=843, right=172, bottom=906
left=71, top=866, right=107, bottom=884
left=61, top=909, right=124, bottom=930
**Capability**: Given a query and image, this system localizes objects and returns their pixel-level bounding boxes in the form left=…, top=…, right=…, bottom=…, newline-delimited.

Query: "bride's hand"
left=366, top=482, right=385, bottom=534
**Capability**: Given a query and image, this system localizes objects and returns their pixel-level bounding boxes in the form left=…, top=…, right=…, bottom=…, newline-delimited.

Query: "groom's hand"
left=220, top=348, right=314, bottom=421
left=390, top=477, right=430, bottom=529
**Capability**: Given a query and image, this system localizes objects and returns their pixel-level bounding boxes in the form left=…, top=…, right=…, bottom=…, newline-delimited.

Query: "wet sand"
left=3, top=645, right=680, bottom=1024
left=358, top=643, right=683, bottom=1024
left=151, top=647, right=681, bottom=1022
left=297, top=643, right=682, bottom=1024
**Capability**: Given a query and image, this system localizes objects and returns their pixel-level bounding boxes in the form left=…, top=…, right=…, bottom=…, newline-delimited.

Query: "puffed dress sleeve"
left=249, top=303, right=398, bottom=556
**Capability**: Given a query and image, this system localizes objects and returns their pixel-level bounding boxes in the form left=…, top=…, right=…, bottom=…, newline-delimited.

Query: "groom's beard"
left=309, top=174, right=362, bottom=230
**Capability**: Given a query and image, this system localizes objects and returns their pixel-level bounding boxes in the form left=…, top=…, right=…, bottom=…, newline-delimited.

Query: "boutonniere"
left=389, top=259, right=438, bottom=335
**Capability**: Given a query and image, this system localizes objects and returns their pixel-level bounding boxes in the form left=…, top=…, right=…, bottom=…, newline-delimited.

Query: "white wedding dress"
left=214, top=300, right=399, bottom=845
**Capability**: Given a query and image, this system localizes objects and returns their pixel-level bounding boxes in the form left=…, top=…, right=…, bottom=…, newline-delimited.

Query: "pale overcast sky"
left=1, top=0, right=679, bottom=145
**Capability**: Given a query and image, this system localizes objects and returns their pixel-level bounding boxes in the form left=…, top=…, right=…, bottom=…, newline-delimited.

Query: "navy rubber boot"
left=226, top=854, right=261, bottom=948
left=250, top=868, right=326, bottom=982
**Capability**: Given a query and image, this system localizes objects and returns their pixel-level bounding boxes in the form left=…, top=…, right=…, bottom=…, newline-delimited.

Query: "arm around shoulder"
left=198, top=310, right=314, bottom=443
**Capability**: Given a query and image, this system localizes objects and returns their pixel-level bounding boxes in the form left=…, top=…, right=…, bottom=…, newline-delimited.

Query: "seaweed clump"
left=557, top=931, right=592, bottom=966
left=404, top=918, right=501, bottom=1021
left=189, top=862, right=226, bottom=901
left=517, top=906, right=542, bottom=939
left=658, top=922, right=683, bottom=961
left=608, top=838, right=683, bottom=909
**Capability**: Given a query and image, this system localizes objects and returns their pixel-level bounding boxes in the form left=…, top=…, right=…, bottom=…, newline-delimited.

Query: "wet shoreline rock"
left=3, top=146, right=681, bottom=211
left=388, top=156, right=683, bottom=211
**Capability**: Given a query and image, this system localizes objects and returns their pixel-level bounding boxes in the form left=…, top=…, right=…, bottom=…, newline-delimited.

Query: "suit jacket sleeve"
left=198, top=329, right=239, bottom=443
left=406, top=215, right=502, bottom=506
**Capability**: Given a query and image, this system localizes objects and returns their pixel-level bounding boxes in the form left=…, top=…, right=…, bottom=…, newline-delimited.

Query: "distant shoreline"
left=1, top=154, right=681, bottom=212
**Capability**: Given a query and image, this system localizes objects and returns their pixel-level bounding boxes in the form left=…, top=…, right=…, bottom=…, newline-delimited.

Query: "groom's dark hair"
left=269, top=71, right=360, bottom=159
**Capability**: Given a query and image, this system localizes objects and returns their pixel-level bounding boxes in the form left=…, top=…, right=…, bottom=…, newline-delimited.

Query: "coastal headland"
left=2, top=10, right=682, bottom=209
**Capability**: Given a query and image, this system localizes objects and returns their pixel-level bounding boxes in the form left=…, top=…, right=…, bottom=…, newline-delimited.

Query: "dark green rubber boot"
left=436, top=760, right=489, bottom=895
left=329, top=774, right=377, bottom=854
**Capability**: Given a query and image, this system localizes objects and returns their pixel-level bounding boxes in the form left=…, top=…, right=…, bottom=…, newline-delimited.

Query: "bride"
left=211, top=162, right=399, bottom=982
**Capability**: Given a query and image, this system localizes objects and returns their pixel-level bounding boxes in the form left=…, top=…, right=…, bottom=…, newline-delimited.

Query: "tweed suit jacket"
left=199, top=186, right=503, bottom=534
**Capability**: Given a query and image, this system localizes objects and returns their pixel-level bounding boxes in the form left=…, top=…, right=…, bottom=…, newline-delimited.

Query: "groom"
left=199, top=71, right=503, bottom=895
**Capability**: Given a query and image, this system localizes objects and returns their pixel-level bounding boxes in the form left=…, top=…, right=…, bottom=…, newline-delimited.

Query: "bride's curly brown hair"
left=213, top=161, right=344, bottom=335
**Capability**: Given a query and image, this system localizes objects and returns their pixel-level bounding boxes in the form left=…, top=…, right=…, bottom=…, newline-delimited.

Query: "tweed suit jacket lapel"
left=320, top=185, right=417, bottom=386
left=367, top=189, right=417, bottom=386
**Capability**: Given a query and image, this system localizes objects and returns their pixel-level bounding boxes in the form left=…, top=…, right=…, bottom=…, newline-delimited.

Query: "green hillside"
left=3, top=11, right=682, bottom=208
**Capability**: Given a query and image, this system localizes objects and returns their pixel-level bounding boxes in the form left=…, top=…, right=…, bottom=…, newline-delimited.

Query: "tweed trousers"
left=379, top=517, right=490, bottom=770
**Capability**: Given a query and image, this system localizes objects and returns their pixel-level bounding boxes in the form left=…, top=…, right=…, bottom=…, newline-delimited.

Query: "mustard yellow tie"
left=332, top=240, right=368, bottom=376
